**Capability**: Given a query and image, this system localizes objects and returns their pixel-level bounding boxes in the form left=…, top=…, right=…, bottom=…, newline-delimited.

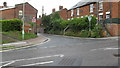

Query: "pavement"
left=0, top=33, right=49, bottom=52
left=0, top=33, right=119, bottom=52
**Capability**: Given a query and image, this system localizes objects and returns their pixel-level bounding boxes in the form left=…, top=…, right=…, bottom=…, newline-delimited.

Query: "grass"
left=0, top=46, right=16, bottom=49
left=2, top=31, right=37, bottom=44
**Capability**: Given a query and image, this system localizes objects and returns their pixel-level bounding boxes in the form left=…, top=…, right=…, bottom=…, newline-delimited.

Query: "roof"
left=69, top=1, right=96, bottom=10
left=0, top=2, right=37, bottom=11
left=15, top=2, right=38, bottom=11
left=0, top=6, right=15, bottom=11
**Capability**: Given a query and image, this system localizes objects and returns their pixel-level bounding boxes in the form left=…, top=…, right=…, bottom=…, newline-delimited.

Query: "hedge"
left=0, top=19, right=22, bottom=32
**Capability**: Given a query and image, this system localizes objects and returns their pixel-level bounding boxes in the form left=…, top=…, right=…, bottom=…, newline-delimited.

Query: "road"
left=0, top=34, right=119, bottom=67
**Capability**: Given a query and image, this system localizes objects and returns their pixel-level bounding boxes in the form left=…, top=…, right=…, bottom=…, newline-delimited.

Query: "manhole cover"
left=50, top=56, right=82, bottom=66
left=113, top=54, right=120, bottom=57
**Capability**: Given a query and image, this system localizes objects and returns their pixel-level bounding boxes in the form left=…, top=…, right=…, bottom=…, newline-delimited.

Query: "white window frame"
left=19, top=10, right=23, bottom=16
left=106, top=12, right=110, bottom=19
left=99, top=13, right=103, bottom=20
left=77, top=8, right=79, bottom=16
left=71, top=10, right=74, bottom=17
left=90, top=4, right=94, bottom=13
left=99, top=1, right=103, bottom=11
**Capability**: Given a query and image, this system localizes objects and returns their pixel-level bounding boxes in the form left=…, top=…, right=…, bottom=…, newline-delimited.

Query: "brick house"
left=67, top=1, right=120, bottom=20
left=0, top=2, right=38, bottom=33
left=52, top=6, right=68, bottom=20
left=67, top=1, right=120, bottom=36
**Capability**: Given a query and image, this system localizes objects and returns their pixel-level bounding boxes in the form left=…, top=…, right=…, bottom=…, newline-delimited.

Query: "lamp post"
left=22, top=0, right=25, bottom=40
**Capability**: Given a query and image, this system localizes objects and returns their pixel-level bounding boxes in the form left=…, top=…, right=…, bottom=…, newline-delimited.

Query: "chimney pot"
left=59, top=6, right=63, bottom=10
left=52, top=8, right=55, bottom=13
left=3, top=2, right=7, bottom=7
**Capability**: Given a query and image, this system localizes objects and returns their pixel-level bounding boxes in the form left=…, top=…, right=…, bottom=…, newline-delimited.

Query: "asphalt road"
left=0, top=34, right=119, bottom=67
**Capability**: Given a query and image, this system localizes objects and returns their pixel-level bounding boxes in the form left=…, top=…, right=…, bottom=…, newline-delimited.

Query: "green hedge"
left=104, top=18, right=120, bottom=24
left=0, top=19, right=22, bottom=32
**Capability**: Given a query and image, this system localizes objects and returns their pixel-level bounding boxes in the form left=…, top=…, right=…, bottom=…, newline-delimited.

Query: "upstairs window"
left=19, top=10, right=23, bottom=16
left=99, top=1, right=103, bottom=11
left=71, top=10, right=74, bottom=17
left=90, top=4, right=94, bottom=13
left=77, top=8, right=79, bottom=16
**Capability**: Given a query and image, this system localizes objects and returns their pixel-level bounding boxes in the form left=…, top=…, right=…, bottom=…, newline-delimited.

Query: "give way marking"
left=0, top=54, right=64, bottom=67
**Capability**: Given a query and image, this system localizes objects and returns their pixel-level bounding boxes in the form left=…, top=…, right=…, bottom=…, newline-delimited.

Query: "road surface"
left=0, top=34, right=119, bottom=67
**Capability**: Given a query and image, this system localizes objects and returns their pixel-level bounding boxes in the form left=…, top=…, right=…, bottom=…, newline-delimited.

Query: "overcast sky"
left=0, top=0, right=81, bottom=17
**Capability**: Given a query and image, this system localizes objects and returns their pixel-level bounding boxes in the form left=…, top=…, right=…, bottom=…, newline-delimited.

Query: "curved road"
left=1, top=34, right=119, bottom=67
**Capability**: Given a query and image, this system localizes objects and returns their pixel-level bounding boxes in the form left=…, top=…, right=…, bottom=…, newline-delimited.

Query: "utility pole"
left=22, top=0, right=25, bottom=40
left=42, top=6, right=44, bottom=17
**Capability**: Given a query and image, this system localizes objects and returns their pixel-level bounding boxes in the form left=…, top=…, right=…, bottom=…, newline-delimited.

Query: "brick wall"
left=59, top=8, right=68, bottom=20
left=15, top=2, right=38, bottom=23
left=1, top=8, right=15, bottom=20
left=106, top=23, right=120, bottom=36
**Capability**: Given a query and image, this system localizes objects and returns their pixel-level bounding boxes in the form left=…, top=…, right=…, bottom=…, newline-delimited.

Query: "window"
left=99, top=13, right=103, bottom=20
left=90, top=4, right=94, bottom=13
left=99, top=15, right=103, bottom=20
left=106, top=12, right=110, bottom=19
left=99, top=1, right=103, bottom=11
left=77, top=8, right=79, bottom=16
left=19, top=10, right=23, bottom=16
left=71, top=10, right=74, bottom=17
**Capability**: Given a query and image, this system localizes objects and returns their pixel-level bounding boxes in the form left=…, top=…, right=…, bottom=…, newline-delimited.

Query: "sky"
left=0, top=0, right=81, bottom=17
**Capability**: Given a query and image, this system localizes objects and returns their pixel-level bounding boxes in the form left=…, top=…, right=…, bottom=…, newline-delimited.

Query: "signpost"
left=88, top=15, right=92, bottom=31
left=32, top=17, right=36, bottom=23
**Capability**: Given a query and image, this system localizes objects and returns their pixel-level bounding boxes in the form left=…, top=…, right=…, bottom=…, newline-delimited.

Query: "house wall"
left=59, top=8, right=68, bottom=20
left=0, top=8, right=15, bottom=20
left=15, top=2, right=38, bottom=23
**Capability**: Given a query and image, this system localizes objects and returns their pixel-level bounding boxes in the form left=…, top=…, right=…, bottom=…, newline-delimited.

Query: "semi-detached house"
left=0, top=2, right=38, bottom=32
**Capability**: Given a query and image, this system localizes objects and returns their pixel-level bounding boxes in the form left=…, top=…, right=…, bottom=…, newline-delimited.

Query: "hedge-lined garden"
left=1, top=19, right=37, bottom=43
left=1, top=19, right=22, bottom=32
left=41, top=12, right=103, bottom=38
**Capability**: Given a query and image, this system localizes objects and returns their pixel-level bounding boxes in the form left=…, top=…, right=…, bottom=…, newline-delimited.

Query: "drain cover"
left=50, top=56, right=82, bottom=66
left=113, top=54, right=120, bottom=57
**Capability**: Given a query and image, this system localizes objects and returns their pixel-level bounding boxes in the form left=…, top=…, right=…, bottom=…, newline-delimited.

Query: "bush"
left=79, top=30, right=90, bottom=37
left=1, top=19, right=22, bottom=32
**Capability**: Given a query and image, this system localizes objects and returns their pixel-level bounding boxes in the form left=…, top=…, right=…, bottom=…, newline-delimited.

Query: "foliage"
left=1, top=19, right=22, bottom=32
left=41, top=12, right=63, bottom=34
left=2, top=31, right=37, bottom=44
left=41, top=14, right=102, bottom=38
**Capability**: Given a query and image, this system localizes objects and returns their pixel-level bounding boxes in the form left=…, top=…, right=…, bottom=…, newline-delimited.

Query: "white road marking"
left=90, top=47, right=119, bottom=51
left=0, top=54, right=64, bottom=64
left=21, top=61, right=54, bottom=66
left=0, top=61, right=15, bottom=67
left=1, top=42, right=27, bottom=46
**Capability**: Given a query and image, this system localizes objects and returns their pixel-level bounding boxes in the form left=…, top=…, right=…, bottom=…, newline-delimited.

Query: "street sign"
left=88, top=16, right=92, bottom=22
left=32, top=17, right=36, bottom=23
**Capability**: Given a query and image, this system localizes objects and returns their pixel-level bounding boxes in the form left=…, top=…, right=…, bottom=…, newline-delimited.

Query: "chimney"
left=59, top=6, right=63, bottom=10
left=3, top=2, right=7, bottom=7
left=52, top=8, right=55, bottom=13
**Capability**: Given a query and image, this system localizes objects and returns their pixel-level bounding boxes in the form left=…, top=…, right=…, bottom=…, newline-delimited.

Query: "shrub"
left=1, top=19, right=22, bottom=32
left=79, top=30, right=90, bottom=37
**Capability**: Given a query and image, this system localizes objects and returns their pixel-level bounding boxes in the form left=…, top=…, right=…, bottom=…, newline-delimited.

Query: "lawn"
left=2, top=31, right=37, bottom=44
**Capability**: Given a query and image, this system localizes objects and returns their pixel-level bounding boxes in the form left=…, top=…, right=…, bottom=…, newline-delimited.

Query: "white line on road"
left=21, top=61, right=54, bottom=66
left=0, top=61, right=15, bottom=68
left=0, top=54, right=64, bottom=64
left=90, top=47, right=119, bottom=51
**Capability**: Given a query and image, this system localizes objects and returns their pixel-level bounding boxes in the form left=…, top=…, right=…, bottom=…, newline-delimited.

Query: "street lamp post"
left=22, top=0, right=25, bottom=40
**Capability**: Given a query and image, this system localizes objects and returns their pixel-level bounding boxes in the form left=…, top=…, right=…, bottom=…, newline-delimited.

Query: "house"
left=0, top=2, right=38, bottom=33
left=67, top=1, right=120, bottom=20
left=67, top=1, right=120, bottom=36
left=52, top=6, right=68, bottom=20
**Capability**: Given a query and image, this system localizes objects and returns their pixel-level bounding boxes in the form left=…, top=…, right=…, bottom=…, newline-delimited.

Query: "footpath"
left=0, top=34, right=49, bottom=52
